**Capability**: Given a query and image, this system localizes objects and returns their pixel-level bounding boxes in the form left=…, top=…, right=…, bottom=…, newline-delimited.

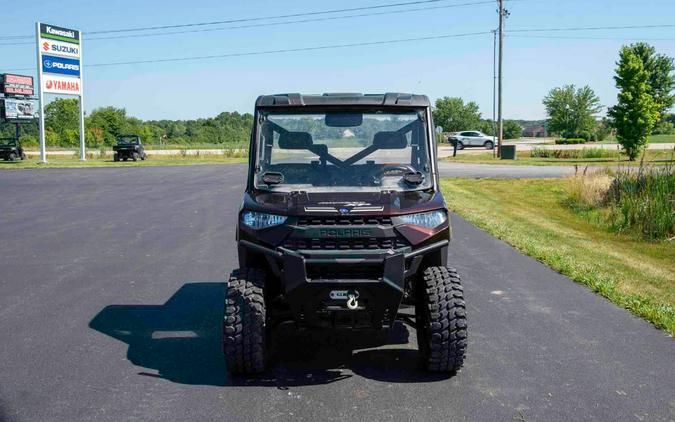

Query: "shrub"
left=555, top=138, right=587, bottom=145
left=607, top=165, right=674, bottom=239
left=531, top=148, right=618, bottom=159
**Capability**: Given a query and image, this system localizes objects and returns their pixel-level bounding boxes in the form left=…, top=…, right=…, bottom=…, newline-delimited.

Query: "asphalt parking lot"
left=0, top=165, right=673, bottom=422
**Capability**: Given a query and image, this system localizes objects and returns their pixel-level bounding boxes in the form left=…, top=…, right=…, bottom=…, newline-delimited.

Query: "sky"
left=1, top=0, right=674, bottom=121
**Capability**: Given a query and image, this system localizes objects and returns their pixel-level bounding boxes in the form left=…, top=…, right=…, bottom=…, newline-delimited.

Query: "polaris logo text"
left=318, top=228, right=372, bottom=238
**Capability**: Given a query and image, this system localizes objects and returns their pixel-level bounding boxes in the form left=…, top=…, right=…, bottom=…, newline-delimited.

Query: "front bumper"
left=238, top=239, right=448, bottom=329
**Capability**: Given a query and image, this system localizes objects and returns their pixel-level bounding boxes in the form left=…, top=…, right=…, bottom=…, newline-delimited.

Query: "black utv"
left=225, top=93, right=467, bottom=374
left=0, top=138, right=27, bottom=161
left=113, top=135, right=147, bottom=162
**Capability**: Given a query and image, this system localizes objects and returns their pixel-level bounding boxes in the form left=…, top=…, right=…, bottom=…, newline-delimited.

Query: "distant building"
left=522, top=125, right=548, bottom=138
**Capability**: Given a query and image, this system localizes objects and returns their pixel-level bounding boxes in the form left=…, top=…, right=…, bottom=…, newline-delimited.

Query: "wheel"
left=484, top=141, right=494, bottom=150
left=8, top=153, right=17, bottom=162
left=456, top=142, right=464, bottom=150
left=132, top=152, right=139, bottom=161
left=416, top=266, right=467, bottom=372
left=123, top=157, right=128, bottom=161
left=223, top=268, right=267, bottom=374
left=140, top=153, right=146, bottom=161
left=114, top=153, right=120, bottom=162
left=21, top=152, right=27, bottom=160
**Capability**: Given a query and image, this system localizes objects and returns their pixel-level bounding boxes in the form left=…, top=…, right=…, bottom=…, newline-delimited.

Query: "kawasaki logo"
left=318, top=228, right=372, bottom=238
left=45, top=26, right=75, bottom=39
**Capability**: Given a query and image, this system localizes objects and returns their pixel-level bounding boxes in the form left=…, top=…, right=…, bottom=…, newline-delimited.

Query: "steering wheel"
left=372, top=164, right=418, bottom=184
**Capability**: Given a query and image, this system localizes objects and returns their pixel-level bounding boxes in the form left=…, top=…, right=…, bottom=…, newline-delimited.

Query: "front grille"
left=296, top=216, right=392, bottom=226
left=307, top=263, right=382, bottom=280
left=282, top=237, right=407, bottom=250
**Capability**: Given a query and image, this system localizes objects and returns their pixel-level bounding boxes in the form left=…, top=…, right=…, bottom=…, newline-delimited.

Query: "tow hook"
left=346, top=292, right=359, bottom=310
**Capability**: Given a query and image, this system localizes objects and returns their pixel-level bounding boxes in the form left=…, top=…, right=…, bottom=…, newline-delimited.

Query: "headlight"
left=399, top=210, right=447, bottom=228
left=241, top=211, right=287, bottom=229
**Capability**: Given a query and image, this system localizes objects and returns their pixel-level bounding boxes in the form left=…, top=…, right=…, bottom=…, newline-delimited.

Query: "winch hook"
left=346, top=294, right=359, bottom=310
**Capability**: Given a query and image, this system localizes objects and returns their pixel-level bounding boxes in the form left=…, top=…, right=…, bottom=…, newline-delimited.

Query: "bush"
left=531, top=148, right=618, bottom=159
left=607, top=165, right=675, bottom=239
left=555, top=138, right=587, bottom=145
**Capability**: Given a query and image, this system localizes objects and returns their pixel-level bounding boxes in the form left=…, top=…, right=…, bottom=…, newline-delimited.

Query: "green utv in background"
left=0, top=138, right=27, bottom=161
left=113, top=135, right=147, bottom=162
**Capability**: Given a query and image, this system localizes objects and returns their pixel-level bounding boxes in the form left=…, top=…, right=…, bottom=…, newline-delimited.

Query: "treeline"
left=0, top=99, right=253, bottom=147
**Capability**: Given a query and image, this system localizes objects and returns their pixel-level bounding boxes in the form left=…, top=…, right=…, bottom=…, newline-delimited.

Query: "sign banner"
left=42, top=74, right=81, bottom=95
left=2, top=98, right=38, bottom=121
left=40, top=39, right=80, bottom=59
left=1, top=74, right=34, bottom=96
left=40, top=23, right=79, bottom=44
left=42, top=54, right=81, bottom=77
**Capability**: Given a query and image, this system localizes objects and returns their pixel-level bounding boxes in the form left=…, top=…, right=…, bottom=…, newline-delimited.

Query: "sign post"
left=35, top=22, right=84, bottom=163
left=36, top=22, right=46, bottom=163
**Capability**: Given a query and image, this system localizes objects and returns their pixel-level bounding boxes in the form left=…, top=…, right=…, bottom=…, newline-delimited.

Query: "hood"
left=244, top=189, right=445, bottom=216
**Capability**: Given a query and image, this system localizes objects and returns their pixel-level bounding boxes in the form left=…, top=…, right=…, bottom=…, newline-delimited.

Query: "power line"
left=0, top=1, right=496, bottom=46
left=508, top=23, right=675, bottom=33
left=0, top=30, right=493, bottom=72
left=0, top=0, right=494, bottom=40
left=508, top=34, right=675, bottom=41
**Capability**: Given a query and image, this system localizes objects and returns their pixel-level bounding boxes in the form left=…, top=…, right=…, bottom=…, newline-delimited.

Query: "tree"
left=502, top=120, right=522, bottom=139
left=608, top=46, right=661, bottom=161
left=432, top=97, right=481, bottom=132
left=542, top=85, right=602, bottom=137
left=627, top=43, right=675, bottom=119
left=44, top=98, right=79, bottom=146
left=86, top=107, right=129, bottom=145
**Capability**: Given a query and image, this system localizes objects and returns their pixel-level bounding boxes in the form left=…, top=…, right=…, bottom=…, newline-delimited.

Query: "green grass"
left=441, top=178, right=675, bottom=335
left=443, top=148, right=674, bottom=166
left=0, top=154, right=247, bottom=169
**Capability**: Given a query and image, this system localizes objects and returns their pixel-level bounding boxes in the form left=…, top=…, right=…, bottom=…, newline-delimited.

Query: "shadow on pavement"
left=89, top=282, right=455, bottom=387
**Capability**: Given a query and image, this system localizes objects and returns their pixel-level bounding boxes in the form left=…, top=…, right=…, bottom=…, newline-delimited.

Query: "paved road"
left=0, top=166, right=673, bottom=422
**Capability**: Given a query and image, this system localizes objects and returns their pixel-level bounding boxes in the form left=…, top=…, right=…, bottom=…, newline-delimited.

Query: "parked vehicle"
left=447, top=131, right=495, bottom=149
left=113, top=135, right=147, bottom=162
left=0, top=138, right=27, bottom=161
left=224, top=93, right=467, bottom=374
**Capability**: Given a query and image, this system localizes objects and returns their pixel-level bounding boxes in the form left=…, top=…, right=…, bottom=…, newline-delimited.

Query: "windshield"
left=255, top=110, right=432, bottom=192
left=117, top=137, right=139, bottom=145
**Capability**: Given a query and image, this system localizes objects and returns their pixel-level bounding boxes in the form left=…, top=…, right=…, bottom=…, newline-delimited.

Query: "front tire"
left=8, top=153, right=17, bottom=162
left=132, top=152, right=139, bottom=161
left=456, top=142, right=464, bottom=150
left=223, top=268, right=267, bottom=374
left=416, top=266, right=467, bottom=372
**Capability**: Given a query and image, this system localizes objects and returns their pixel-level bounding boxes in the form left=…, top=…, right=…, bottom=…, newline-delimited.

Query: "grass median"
left=0, top=153, right=248, bottom=169
left=440, top=177, right=674, bottom=336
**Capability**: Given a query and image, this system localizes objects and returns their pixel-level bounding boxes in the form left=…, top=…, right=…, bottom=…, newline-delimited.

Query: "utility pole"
left=497, top=0, right=505, bottom=157
left=492, top=29, right=497, bottom=158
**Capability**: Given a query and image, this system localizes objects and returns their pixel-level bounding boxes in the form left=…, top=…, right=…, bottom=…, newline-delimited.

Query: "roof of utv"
left=255, top=93, right=431, bottom=108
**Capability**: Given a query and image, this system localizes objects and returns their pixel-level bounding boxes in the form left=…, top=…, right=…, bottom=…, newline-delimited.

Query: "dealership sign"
left=42, top=74, right=81, bottom=95
left=41, top=39, right=80, bottom=58
left=42, top=54, right=81, bottom=77
left=2, top=98, right=38, bottom=121
left=1, top=74, right=34, bottom=96
left=40, top=23, right=80, bottom=44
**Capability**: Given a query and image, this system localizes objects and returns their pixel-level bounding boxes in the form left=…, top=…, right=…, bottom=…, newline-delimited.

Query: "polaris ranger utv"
left=0, top=138, right=27, bottom=161
left=224, top=93, right=467, bottom=374
left=113, top=135, right=147, bottom=162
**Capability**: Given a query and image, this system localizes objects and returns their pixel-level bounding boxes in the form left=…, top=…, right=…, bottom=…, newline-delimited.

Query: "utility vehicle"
left=0, top=138, right=27, bottom=161
left=113, top=135, right=147, bottom=162
left=224, top=93, right=467, bottom=374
